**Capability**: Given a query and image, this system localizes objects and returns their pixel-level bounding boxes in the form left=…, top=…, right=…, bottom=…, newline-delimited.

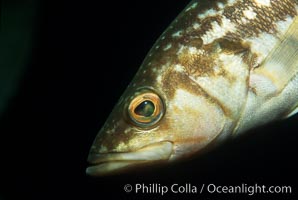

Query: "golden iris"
left=128, top=92, right=164, bottom=127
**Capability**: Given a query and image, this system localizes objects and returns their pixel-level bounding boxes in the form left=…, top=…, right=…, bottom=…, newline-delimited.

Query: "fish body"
left=87, top=0, right=298, bottom=176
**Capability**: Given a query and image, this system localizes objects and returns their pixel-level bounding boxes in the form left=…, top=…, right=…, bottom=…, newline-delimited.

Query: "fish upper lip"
left=86, top=141, right=173, bottom=176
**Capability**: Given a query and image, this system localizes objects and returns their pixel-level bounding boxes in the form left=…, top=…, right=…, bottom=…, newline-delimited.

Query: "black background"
left=0, top=0, right=297, bottom=199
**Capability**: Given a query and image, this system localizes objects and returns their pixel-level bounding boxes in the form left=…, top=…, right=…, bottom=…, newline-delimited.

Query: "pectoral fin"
left=254, top=16, right=298, bottom=94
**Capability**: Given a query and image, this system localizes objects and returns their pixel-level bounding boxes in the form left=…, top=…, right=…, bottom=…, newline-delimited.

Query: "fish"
left=86, top=0, right=298, bottom=176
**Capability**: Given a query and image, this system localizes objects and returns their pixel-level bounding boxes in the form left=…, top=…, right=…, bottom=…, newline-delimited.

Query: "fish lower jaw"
left=86, top=141, right=173, bottom=176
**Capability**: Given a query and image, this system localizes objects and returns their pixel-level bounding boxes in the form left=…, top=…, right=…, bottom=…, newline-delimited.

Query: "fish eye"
left=128, top=92, right=164, bottom=127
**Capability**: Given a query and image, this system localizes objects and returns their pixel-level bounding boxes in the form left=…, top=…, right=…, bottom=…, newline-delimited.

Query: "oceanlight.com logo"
left=123, top=183, right=292, bottom=196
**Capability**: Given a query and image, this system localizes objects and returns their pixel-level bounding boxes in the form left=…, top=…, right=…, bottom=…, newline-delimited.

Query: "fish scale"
left=87, top=0, right=298, bottom=176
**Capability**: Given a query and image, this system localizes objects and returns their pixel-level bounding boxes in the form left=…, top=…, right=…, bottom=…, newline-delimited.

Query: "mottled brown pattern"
left=216, top=38, right=259, bottom=68
left=217, top=38, right=249, bottom=54
left=143, top=0, right=297, bottom=79
left=178, top=48, right=217, bottom=77
left=223, top=0, right=297, bottom=37
left=193, top=0, right=228, bottom=14
left=241, top=50, right=259, bottom=68
left=197, top=15, right=223, bottom=35
left=160, top=62, right=233, bottom=116
left=161, top=68, right=206, bottom=99
left=143, top=1, right=228, bottom=67
left=88, top=1, right=298, bottom=172
left=145, top=0, right=298, bottom=67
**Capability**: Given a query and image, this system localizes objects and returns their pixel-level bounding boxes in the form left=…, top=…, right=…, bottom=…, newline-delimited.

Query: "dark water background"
left=0, top=0, right=297, bottom=199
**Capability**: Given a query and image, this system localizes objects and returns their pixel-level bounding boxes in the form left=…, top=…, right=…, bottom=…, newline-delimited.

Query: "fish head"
left=86, top=0, right=298, bottom=176
left=86, top=59, right=227, bottom=176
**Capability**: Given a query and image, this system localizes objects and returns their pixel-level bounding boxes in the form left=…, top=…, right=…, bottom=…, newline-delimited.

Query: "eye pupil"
left=134, top=100, right=155, bottom=117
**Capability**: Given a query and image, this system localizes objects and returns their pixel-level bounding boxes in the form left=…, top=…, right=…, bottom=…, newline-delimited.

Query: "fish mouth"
left=86, top=141, right=173, bottom=176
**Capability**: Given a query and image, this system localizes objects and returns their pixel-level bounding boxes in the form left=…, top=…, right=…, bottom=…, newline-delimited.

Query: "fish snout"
left=86, top=141, right=173, bottom=176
